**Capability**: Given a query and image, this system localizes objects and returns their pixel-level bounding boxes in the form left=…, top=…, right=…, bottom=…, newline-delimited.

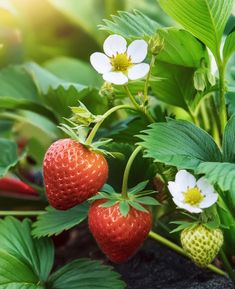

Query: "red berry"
left=88, top=199, right=152, bottom=263
left=43, top=139, right=108, bottom=210
left=0, top=177, right=37, bottom=198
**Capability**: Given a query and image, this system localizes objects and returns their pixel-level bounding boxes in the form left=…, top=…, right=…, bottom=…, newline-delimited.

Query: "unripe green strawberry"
left=180, top=224, right=223, bottom=267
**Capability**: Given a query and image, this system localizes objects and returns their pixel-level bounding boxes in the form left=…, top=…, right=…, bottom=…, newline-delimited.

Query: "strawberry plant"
left=0, top=0, right=235, bottom=288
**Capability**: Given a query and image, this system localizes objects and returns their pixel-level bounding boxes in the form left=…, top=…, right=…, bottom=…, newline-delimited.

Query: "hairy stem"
left=144, top=54, right=156, bottom=104
left=149, top=230, right=227, bottom=277
left=85, top=104, right=135, bottom=146
left=121, top=146, right=143, bottom=199
left=123, top=85, right=155, bottom=123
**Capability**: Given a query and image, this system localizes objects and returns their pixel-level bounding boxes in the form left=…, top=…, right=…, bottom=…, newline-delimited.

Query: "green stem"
left=188, top=109, right=200, bottom=126
left=123, top=85, right=140, bottom=110
left=149, top=230, right=227, bottom=277
left=144, top=54, right=156, bottom=104
left=121, top=146, right=143, bottom=199
left=217, top=59, right=227, bottom=135
left=0, top=211, right=45, bottom=216
left=123, top=85, right=155, bottom=123
left=85, top=104, right=135, bottom=146
left=219, top=249, right=235, bottom=284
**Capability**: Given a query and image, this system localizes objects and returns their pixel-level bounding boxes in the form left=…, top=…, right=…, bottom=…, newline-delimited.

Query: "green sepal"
left=129, top=180, right=149, bottom=194
left=119, top=201, right=130, bottom=217
left=101, top=184, right=115, bottom=194
left=89, top=181, right=159, bottom=217
left=128, top=201, right=148, bottom=213
left=171, top=221, right=199, bottom=234
left=136, top=196, right=160, bottom=205
left=100, top=199, right=118, bottom=208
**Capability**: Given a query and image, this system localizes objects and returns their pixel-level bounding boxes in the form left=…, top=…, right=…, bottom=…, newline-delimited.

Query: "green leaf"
left=0, top=217, right=54, bottom=282
left=119, top=200, right=130, bottom=217
left=159, top=0, right=234, bottom=58
left=0, top=250, right=42, bottom=289
left=217, top=197, right=235, bottom=254
left=222, top=113, right=235, bottom=162
left=0, top=138, right=19, bottom=176
left=157, top=28, right=209, bottom=68
left=151, top=28, right=209, bottom=111
left=151, top=62, right=193, bottom=110
left=32, top=203, right=89, bottom=237
left=136, top=196, right=159, bottom=205
left=196, top=162, right=235, bottom=204
left=100, top=10, right=160, bottom=39
left=138, top=118, right=222, bottom=170
left=44, top=56, right=102, bottom=87
left=129, top=180, right=149, bottom=194
left=0, top=65, right=38, bottom=101
left=0, top=66, right=56, bottom=122
left=25, top=62, right=91, bottom=118
left=0, top=97, right=57, bottom=123
left=49, top=258, right=126, bottom=289
left=223, top=29, right=235, bottom=64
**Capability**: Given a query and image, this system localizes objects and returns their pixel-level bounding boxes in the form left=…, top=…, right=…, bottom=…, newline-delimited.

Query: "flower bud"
left=148, top=34, right=164, bottom=55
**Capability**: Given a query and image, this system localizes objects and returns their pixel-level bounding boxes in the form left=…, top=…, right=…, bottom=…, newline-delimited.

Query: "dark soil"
left=54, top=225, right=234, bottom=289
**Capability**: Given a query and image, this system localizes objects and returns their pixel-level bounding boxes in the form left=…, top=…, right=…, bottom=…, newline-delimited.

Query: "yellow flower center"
left=183, top=187, right=204, bottom=206
left=110, top=53, right=132, bottom=72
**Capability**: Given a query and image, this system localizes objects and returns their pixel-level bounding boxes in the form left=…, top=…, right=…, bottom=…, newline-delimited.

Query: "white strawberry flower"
left=168, top=170, right=218, bottom=213
left=90, top=34, right=150, bottom=85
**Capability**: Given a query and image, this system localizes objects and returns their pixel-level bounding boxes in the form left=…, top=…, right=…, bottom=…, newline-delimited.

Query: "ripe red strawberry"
left=43, top=139, right=108, bottom=210
left=88, top=199, right=152, bottom=263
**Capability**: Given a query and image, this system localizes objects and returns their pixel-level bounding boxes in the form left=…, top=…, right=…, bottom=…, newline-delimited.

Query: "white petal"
left=182, top=204, right=202, bottom=213
left=175, top=170, right=196, bottom=191
left=102, top=72, right=128, bottom=85
left=168, top=181, right=184, bottom=201
left=173, top=196, right=202, bottom=213
left=127, top=63, right=150, bottom=80
left=90, top=52, right=112, bottom=74
left=103, top=34, right=127, bottom=57
left=172, top=197, right=186, bottom=209
left=127, top=40, right=148, bottom=63
left=196, top=177, right=214, bottom=195
left=199, top=193, right=218, bottom=208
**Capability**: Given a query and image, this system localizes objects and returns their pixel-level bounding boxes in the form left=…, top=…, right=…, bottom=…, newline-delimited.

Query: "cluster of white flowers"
left=168, top=170, right=218, bottom=213
left=90, top=34, right=150, bottom=85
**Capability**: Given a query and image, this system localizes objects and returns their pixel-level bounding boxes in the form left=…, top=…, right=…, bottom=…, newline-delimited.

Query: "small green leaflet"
left=32, top=203, right=89, bottom=237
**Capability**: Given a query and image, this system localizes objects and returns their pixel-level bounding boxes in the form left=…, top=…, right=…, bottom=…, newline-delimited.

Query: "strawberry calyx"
left=170, top=205, right=228, bottom=234
left=89, top=181, right=159, bottom=217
